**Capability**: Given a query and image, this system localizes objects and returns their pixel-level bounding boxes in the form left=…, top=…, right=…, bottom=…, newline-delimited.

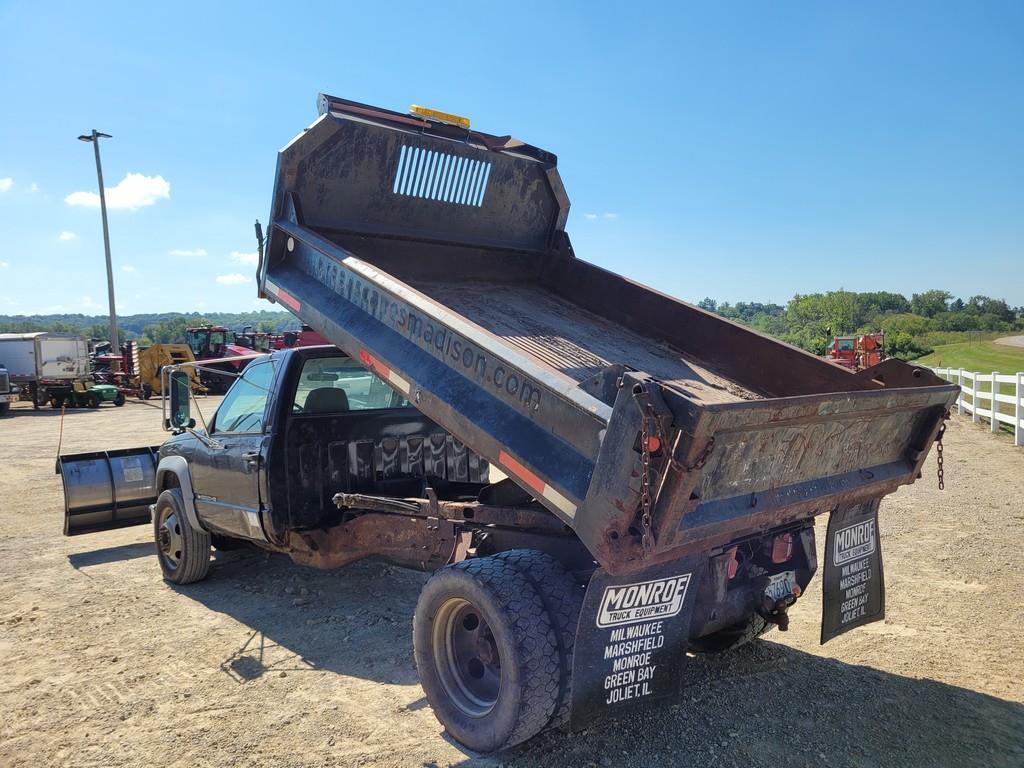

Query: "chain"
left=936, top=422, right=946, bottom=491
left=640, top=403, right=654, bottom=552
left=682, top=435, right=716, bottom=472
left=643, top=398, right=715, bottom=473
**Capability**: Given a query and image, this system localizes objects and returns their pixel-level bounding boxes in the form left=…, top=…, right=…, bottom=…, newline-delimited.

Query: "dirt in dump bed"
left=413, top=280, right=763, bottom=404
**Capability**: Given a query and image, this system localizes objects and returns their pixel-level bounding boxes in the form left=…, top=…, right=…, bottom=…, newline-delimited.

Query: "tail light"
left=725, top=546, right=739, bottom=579
left=771, top=533, right=794, bottom=564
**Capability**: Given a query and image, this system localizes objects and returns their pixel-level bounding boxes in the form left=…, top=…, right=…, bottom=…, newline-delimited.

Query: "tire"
left=87, top=393, right=100, bottom=409
left=414, top=556, right=561, bottom=752
left=492, top=550, right=583, bottom=728
left=114, top=392, right=126, bottom=407
left=153, top=489, right=211, bottom=584
left=689, top=613, right=771, bottom=653
left=141, top=386, right=152, bottom=401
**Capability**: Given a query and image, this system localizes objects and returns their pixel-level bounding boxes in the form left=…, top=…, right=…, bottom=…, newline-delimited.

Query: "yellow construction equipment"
left=131, top=344, right=204, bottom=398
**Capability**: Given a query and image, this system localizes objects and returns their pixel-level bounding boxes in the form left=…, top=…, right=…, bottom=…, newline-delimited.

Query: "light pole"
left=77, top=129, right=119, bottom=355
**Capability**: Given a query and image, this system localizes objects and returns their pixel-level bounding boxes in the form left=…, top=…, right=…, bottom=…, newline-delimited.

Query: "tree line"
left=697, top=290, right=1024, bottom=359
left=3, top=291, right=1021, bottom=360
left=0, top=310, right=301, bottom=346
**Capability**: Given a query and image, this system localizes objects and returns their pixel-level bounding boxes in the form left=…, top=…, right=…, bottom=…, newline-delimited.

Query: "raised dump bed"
left=258, top=94, right=958, bottom=574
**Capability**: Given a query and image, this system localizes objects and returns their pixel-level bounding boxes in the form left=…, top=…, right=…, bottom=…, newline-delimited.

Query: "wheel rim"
left=432, top=598, right=501, bottom=717
left=157, top=506, right=184, bottom=569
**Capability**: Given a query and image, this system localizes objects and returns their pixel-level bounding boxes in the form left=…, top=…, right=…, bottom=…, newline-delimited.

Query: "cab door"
left=189, top=358, right=276, bottom=540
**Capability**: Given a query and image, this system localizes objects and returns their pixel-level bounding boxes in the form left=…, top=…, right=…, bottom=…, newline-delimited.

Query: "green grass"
left=913, top=340, right=1024, bottom=373
left=914, top=341, right=1023, bottom=433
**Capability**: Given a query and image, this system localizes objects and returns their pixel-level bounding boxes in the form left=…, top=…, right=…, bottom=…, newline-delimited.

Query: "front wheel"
left=413, top=556, right=562, bottom=752
left=153, top=489, right=211, bottom=584
left=113, top=392, right=125, bottom=406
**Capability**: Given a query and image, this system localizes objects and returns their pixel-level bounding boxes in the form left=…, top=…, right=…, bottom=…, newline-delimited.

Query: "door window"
left=212, top=359, right=275, bottom=433
left=292, top=356, right=409, bottom=413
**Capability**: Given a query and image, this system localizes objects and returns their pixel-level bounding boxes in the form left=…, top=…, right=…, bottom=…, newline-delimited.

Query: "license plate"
left=765, top=570, right=797, bottom=601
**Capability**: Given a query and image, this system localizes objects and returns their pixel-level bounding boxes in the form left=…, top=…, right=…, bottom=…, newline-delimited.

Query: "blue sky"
left=1, top=1, right=1021, bottom=316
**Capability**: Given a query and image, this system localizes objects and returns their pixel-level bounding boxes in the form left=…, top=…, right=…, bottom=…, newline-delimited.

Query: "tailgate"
left=580, top=375, right=958, bottom=572
left=656, top=383, right=958, bottom=555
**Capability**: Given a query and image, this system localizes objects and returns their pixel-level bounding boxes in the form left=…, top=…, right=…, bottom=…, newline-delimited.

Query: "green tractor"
left=49, top=379, right=126, bottom=409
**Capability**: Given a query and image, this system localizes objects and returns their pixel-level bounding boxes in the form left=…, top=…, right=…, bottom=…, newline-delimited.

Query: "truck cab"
left=0, top=363, right=16, bottom=416
left=155, top=345, right=490, bottom=553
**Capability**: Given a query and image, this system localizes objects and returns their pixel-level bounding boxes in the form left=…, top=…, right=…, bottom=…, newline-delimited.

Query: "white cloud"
left=215, top=273, right=252, bottom=286
left=583, top=212, right=618, bottom=221
left=0, top=178, right=12, bottom=193
left=121, top=265, right=136, bottom=272
left=65, top=172, right=170, bottom=211
left=58, top=231, right=77, bottom=242
left=602, top=212, right=618, bottom=220
left=0, top=261, right=8, bottom=268
left=169, top=248, right=207, bottom=257
left=78, top=295, right=103, bottom=312
left=584, top=213, right=598, bottom=220
left=230, top=250, right=259, bottom=266
left=29, top=183, right=39, bottom=193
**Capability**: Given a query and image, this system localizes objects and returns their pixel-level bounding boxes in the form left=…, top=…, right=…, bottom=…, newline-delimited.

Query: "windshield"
left=212, top=359, right=274, bottom=433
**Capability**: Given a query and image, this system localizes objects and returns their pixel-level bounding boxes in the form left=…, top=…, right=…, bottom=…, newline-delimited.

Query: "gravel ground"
left=0, top=398, right=1022, bottom=767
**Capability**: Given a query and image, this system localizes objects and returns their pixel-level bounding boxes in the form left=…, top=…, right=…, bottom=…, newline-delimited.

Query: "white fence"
left=928, top=367, right=1024, bottom=447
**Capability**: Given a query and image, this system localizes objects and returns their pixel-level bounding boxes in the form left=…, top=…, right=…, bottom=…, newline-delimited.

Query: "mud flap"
left=569, top=554, right=705, bottom=730
left=821, top=499, right=885, bottom=643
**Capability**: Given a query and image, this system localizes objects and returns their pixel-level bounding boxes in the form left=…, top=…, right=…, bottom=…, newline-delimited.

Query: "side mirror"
left=168, top=371, right=195, bottom=430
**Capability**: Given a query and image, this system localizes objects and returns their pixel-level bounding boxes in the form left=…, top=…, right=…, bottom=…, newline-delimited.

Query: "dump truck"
left=57, top=94, right=959, bottom=752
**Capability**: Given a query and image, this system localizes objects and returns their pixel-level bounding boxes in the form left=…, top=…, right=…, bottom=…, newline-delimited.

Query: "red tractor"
left=827, top=333, right=885, bottom=370
left=272, top=324, right=329, bottom=349
left=185, top=326, right=254, bottom=393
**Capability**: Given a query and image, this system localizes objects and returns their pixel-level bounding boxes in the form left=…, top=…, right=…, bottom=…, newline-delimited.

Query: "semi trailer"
left=58, top=94, right=959, bottom=752
left=0, top=332, right=90, bottom=408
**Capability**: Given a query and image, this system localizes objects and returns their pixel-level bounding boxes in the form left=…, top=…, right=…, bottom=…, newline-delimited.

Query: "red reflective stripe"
left=498, top=450, right=545, bottom=495
left=276, top=288, right=301, bottom=312
left=359, top=348, right=390, bottom=377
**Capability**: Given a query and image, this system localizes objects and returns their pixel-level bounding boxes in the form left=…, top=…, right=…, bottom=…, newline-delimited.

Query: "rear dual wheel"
left=413, top=551, right=582, bottom=752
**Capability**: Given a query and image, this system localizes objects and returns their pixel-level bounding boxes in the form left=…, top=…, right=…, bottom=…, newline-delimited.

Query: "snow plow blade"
left=57, top=447, right=161, bottom=535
